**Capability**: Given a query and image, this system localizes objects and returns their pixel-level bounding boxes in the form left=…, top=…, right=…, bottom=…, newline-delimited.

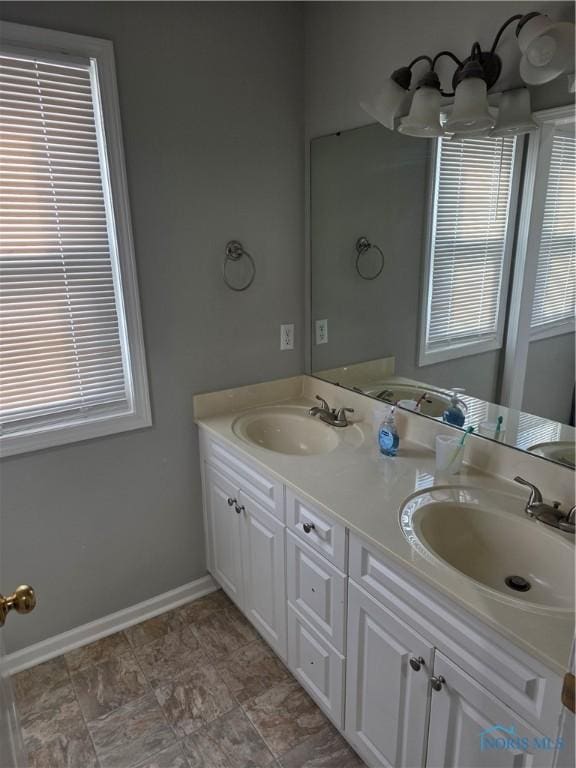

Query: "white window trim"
left=418, top=135, right=523, bottom=368
left=501, top=105, right=576, bottom=411
left=0, top=22, right=151, bottom=457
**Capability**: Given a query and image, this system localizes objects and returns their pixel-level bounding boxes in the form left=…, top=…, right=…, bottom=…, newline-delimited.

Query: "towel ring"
left=355, top=237, right=384, bottom=280
left=223, top=240, right=256, bottom=292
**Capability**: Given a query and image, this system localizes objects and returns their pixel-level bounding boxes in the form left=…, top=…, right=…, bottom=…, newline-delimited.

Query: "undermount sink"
left=232, top=404, right=363, bottom=456
left=363, top=382, right=451, bottom=418
left=400, top=487, right=575, bottom=612
left=528, top=441, right=575, bottom=468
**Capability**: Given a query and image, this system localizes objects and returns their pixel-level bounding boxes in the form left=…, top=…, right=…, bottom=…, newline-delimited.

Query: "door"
left=427, top=651, right=554, bottom=768
left=1, top=584, right=37, bottom=768
left=346, top=581, right=433, bottom=768
left=239, top=490, right=286, bottom=659
left=205, top=464, right=244, bottom=608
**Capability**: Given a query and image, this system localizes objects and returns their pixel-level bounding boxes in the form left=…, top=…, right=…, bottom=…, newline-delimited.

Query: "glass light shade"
left=398, top=87, right=443, bottom=137
left=518, top=15, right=575, bottom=85
left=360, top=78, right=410, bottom=130
left=491, top=88, right=538, bottom=137
left=444, top=78, right=495, bottom=135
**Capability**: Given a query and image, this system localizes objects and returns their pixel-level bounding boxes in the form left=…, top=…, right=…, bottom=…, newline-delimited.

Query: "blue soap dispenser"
left=378, top=406, right=400, bottom=457
left=443, top=388, right=466, bottom=427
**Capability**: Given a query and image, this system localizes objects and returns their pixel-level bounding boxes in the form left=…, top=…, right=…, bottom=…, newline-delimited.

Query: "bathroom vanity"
left=195, top=376, right=574, bottom=768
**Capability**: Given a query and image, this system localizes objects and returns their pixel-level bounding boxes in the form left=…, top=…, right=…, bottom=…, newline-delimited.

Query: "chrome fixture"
left=223, top=240, right=256, bottom=292
left=361, top=11, right=574, bottom=138
left=409, top=656, right=426, bottom=671
left=309, top=395, right=355, bottom=428
left=355, top=237, right=385, bottom=280
left=430, top=675, right=446, bottom=692
left=514, top=476, right=575, bottom=533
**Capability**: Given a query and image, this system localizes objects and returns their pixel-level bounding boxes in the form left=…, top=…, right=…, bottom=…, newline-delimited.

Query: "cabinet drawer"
left=286, top=489, right=346, bottom=569
left=286, top=531, right=347, bottom=653
left=201, top=431, right=284, bottom=521
left=349, top=534, right=563, bottom=737
left=287, top=605, right=345, bottom=729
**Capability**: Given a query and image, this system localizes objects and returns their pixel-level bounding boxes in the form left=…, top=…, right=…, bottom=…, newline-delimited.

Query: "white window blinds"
left=530, top=130, right=576, bottom=332
left=0, top=50, right=132, bottom=436
left=422, top=135, right=517, bottom=362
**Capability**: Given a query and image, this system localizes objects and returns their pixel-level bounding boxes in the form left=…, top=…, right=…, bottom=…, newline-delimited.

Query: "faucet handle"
left=336, top=407, right=354, bottom=421
left=315, top=395, right=330, bottom=411
left=514, top=476, right=544, bottom=509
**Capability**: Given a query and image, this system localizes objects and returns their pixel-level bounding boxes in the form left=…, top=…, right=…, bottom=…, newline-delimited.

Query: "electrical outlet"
left=280, top=323, right=294, bottom=351
left=315, top=319, right=328, bottom=345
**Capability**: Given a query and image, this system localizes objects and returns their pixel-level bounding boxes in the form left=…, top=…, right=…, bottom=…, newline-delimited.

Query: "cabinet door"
left=346, top=581, right=433, bottom=768
left=239, top=490, right=287, bottom=659
left=427, top=652, right=554, bottom=768
left=205, top=464, right=243, bottom=608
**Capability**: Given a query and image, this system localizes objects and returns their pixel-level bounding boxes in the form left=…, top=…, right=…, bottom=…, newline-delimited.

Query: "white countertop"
left=195, top=390, right=575, bottom=676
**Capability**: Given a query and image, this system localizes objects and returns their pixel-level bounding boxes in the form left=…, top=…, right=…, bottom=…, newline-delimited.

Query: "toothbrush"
left=495, top=415, right=503, bottom=437
left=447, top=426, right=475, bottom=468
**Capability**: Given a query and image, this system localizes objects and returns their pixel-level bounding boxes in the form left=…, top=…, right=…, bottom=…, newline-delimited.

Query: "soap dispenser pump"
left=442, top=388, right=467, bottom=427
left=378, top=405, right=400, bottom=457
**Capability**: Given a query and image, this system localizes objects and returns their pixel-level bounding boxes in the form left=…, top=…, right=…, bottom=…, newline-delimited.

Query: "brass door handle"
left=0, top=585, right=36, bottom=627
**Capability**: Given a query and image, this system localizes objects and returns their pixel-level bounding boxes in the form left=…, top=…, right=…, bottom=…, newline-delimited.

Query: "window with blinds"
left=0, top=28, right=149, bottom=456
left=420, top=135, right=518, bottom=365
left=530, top=129, right=576, bottom=334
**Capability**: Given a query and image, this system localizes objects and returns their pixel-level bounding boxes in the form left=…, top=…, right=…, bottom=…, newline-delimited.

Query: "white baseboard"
left=4, top=574, right=218, bottom=675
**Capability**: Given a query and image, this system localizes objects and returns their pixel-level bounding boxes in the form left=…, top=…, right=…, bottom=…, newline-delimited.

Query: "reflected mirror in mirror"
left=310, top=108, right=575, bottom=468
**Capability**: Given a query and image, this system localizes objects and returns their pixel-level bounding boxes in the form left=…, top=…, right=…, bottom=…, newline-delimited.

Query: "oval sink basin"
left=232, top=405, right=363, bottom=456
left=363, top=383, right=450, bottom=418
left=528, top=441, right=575, bottom=468
left=400, top=488, right=575, bottom=612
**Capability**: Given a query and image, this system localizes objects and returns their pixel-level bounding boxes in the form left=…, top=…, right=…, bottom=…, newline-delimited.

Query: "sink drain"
left=505, top=575, right=531, bottom=592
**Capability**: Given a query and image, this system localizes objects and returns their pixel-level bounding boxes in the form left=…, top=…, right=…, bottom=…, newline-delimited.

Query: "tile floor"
left=12, top=590, right=365, bottom=768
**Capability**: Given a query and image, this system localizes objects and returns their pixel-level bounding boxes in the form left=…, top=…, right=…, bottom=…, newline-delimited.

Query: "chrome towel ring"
left=355, top=236, right=384, bottom=280
left=223, top=240, right=256, bottom=292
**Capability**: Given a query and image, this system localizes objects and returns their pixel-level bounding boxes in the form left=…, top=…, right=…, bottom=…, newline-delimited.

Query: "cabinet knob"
left=235, top=504, right=245, bottom=515
left=302, top=522, right=315, bottom=534
left=227, top=497, right=237, bottom=507
left=430, top=675, right=445, bottom=692
left=409, top=656, right=425, bottom=672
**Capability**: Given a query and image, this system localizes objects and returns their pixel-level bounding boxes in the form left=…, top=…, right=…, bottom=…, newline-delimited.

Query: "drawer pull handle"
left=430, top=675, right=445, bottom=692
left=409, top=656, right=425, bottom=672
left=303, top=522, right=316, bottom=534
left=235, top=504, right=245, bottom=515
left=227, top=497, right=237, bottom=507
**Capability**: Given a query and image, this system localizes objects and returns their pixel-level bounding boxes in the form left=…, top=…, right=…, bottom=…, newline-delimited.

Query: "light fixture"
left=360, top=67, right=412, bottom=130
left=516, top=12, right=575, bottom=85
left=360, top=10, right=575, bottom=139
left=399, top=71, right=443, bottom=137
left=444, top=53, right=495, bottom=135
left=491, top=88, right=538, bottom=137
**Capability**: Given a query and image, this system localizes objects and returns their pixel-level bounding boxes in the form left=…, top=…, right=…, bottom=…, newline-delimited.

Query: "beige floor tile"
left=155, top=664, right=236, bottom=738
left=191, top=605, right=258, bottom=662
left=124, top=609, right=189, bottom=648
left=182, top=707, right=274, bottom=768
left=133, top=741, right=191, bottom=768
left=133, top=627, right=205, bottom=688
left=278, top=722, right=365, bottom=768
left=26, top=731, right=99, bottom=768
left=13, top=657, right=72, bottom=717
left=88, top=692, right=176, bottom=768
left=176, top=590, right=232, bottom=624
left=65, top=632, right=132, bottom=673
left=242, top=679, right=329, bottom=758
left=71, top=650, right=149, bottom=720
left=215, top=638, right=290, bottom=703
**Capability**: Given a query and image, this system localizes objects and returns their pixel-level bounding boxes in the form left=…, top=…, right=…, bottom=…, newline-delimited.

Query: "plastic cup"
left=435, top=434, right=464, bottom=474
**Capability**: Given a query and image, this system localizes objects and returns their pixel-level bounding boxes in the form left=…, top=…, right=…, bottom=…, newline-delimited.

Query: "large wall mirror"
left=310, top=106, right=575, bottom=468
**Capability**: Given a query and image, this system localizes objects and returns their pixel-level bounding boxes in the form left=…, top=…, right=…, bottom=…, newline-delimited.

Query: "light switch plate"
left=280, top=323, right=294, bottom=351
left=315, top=319, right=328, bottom=345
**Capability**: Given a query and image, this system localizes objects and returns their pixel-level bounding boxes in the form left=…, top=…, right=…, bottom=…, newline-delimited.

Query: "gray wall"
left=310, top=124, right=501, bottom=402
left=0, top=2, right=304, bottom=653
left=523, top=332, right=575, bottom=423
left=305, top=1, right=575, bottom=139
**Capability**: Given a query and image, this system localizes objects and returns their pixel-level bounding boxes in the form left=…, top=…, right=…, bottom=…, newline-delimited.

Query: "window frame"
left=0, top=22, right=151, bottom=457
left=418, top=133, right=523, bottom=367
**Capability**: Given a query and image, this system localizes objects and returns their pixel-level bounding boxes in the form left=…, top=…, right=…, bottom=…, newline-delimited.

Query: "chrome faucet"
left=514, top=477, right=575, bottom=534
left=309, top=395, right=354, bottom=428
